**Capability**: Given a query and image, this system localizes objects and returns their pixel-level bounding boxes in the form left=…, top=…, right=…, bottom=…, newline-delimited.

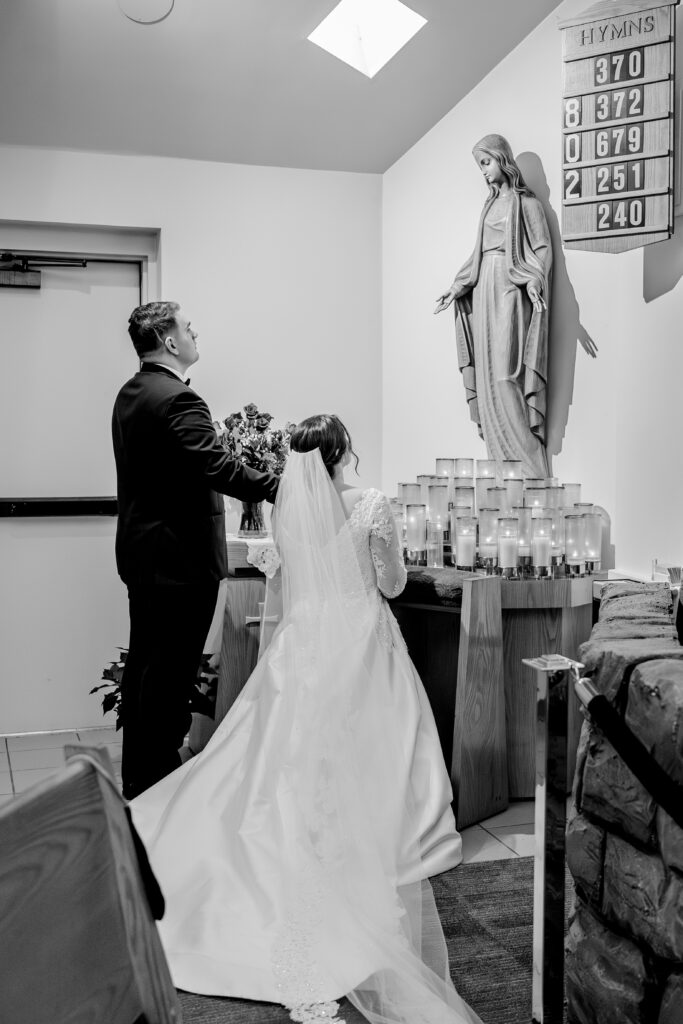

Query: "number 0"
left=565, top=134, right=581, bottom=163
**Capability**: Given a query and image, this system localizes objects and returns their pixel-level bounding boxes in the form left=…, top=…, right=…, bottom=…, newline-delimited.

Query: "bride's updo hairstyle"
left=289, top=414, right=359, bottom=478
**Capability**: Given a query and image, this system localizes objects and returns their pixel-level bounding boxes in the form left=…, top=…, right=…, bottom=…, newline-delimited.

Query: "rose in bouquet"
left=215, top=402, right=293, bottom=476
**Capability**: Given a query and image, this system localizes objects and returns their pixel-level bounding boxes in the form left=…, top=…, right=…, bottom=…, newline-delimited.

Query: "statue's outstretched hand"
left=434, top=288, right=456, bottom=314
left=527, top=284, right=546, bottom=313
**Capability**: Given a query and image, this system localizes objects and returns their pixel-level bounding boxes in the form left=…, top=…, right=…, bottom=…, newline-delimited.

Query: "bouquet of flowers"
left=215, top=402, right=293, bottom=476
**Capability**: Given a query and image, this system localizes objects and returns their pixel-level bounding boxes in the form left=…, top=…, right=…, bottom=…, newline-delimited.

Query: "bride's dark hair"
left=289, top=413, right=359, bottom=478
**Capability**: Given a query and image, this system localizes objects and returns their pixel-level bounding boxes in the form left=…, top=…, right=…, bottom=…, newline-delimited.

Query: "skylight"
left=308, top=0, right=427, bottom=79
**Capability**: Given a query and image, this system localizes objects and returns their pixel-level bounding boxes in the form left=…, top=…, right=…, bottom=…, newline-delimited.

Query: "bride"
left=131, top=413, right=482, bottom=1024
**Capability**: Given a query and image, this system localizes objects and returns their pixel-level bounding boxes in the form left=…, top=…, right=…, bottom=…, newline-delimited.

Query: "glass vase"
left=238, top=500, right=267, bottom=537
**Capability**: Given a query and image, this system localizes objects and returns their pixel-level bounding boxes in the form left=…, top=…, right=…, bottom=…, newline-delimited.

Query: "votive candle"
left=454, top=458, right=474, bottom=479
left=475, top=477, right=492, bottom=514
left=426, top=522, right=444, bottom=568
left=505, top=478, right=524, bottom=511
left=406, top=504, right=427, bottom=552
left=453, top=485, right=475, bottom=515
left=501, top=460, right=523, bottom=479
left=532, top=517, right=552, bottom=568
left=524, top=487, right=547, bottom=508
left=498, top=517, right=519, bottom=570
left=564, top=515, right=586, bottom=573
left=428, top=484, right=449, bottom=525
left=477, top=459, right=497, bottom=479
left=583, top=512, right=601, bottom=570
left=435, top=458, right=455, bottom=479
left=487, top=486, right=510, bottom=514
left=513, top=506, right=532, bottom=557
left=400, top=483, right=422, bottom=505
left=455, top=516, right=477, bottom=569
left=478, top=509, right=499, bottom=565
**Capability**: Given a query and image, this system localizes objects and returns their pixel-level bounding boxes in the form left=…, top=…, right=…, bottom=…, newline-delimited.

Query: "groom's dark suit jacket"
left=112, top=362, right=278, bottom=585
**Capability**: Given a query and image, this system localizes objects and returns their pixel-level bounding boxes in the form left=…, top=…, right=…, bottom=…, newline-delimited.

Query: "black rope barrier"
left=575, top=677, right=683, bottom=831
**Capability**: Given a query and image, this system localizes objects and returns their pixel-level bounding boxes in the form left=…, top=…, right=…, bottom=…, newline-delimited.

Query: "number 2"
left=596, top=166, right=610, bottom=193
left=597, top=204, right=611, bottom=230
left=564, top=169, right=581, bottom=199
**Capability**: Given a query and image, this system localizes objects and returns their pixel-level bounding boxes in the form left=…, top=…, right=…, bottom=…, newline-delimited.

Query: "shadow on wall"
left=643, top=214, right=683, bottom=302
left=517, top=151, right=597, bottom=467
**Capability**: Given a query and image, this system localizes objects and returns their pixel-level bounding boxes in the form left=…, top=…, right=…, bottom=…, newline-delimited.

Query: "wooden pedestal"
left=216, top=577, right=266, bottom=723
left=394, top=573, right=507, bottom=830
left=501, top=576, right=593, bottom=798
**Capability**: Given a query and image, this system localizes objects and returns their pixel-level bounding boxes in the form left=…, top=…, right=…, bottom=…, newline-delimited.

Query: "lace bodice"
left=347, top=488, right=407, bottom=601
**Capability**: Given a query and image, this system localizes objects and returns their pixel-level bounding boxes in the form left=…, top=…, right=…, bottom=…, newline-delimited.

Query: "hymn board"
left=560, top=0, right=679, bottom=252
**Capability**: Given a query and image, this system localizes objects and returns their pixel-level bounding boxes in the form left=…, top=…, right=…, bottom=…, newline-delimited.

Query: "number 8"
left=565, top=98, right=581, bottom=128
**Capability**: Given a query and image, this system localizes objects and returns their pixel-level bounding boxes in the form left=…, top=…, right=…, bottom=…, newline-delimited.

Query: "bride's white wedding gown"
left=131, top=453, right=482, bottom=1024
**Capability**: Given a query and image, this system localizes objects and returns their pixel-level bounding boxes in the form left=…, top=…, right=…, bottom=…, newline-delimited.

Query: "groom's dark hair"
left=128, top=301, right=180, bottom=357
left=290, top=414, right=359, bottom=478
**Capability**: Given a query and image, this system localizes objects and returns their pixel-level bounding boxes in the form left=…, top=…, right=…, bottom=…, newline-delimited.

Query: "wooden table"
left=392, top=571, right=596, bottom=826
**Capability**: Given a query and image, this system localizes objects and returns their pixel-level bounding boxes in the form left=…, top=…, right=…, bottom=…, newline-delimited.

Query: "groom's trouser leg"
left=121, top=580, right=219, bottom=800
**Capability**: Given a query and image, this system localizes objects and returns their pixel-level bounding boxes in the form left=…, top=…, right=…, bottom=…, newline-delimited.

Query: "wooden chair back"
left=0, top=745, right=181, bottom=1024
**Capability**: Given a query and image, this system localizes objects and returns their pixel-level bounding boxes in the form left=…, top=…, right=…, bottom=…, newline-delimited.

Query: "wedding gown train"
left=131, top=454, right=482, bottom=1024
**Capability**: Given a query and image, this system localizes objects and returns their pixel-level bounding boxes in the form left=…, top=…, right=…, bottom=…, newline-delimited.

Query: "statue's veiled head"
left=472, top=134, right=534, bottom=197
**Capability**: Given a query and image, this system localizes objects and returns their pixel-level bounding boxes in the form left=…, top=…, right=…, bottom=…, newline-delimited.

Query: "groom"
left=112, top=301, right=279, bottom=800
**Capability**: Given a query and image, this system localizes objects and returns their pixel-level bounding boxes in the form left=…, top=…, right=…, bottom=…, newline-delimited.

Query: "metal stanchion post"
left=522, top=654, right=582, bottom=1024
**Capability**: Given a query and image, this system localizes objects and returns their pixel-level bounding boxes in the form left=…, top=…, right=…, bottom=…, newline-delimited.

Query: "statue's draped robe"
left=452, top=191, right=552, bottom=478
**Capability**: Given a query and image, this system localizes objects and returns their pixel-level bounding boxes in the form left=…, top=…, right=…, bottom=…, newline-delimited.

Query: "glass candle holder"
left=476, top=459, right=497, bottom=480
left=504, top=478, right=523, bottom=511
left=549, top=508, right=565, bottom=562
left=416, top=475, right=432, bottom=507
left=545, top=486, right=565, bottom=510
left=497, top=517, right=520, bottom=576
left=562, top=483, right=581, bottom=507
left=478, top=508, right=499, bottom=571
left=435, top=458, right=455, bottom=479
left=475, top=477, right=493, bottom=514
left=405, top=504, right=427, bottom=564
left=574, top=502, right=594, bottom=513
left=513, top=506, right=532, bottom=569
left=428, top=484, right=449, bottom=529
left=454, top=516, right=477, bottom=570
left=534, top=506, right=565, bottom=568
left=524, top=487, right=547, bottom=509
left=486, top=485, right=510, bottom=514
left=501, top=460, right=523, bottom=479
left=543, top=477, right=559, bottom=487
left=453, top=485, right=475, bottom=515
left=524, top=478, right=545, bottom=489
left=583, top=512, right=602, bottom=571
left=426, top=522, right=444, bottom=569
left=454, top=458, right=474, bottom=479
left=532, top=517, right=552, bottom=577
left=564, top=514, right=586, bottom=575
left=400, top=482, right=422, bottom=505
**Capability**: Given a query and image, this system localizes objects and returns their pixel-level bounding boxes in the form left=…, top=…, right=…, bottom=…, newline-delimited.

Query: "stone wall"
left=566, top=581, right=683, bottom=1024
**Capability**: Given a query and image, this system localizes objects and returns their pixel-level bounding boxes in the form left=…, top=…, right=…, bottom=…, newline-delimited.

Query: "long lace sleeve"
left=368, top=492, right=407, bottom=599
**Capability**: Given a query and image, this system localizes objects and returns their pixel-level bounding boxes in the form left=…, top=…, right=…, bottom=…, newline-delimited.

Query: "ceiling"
left=0, top=0, right=563, bottom=174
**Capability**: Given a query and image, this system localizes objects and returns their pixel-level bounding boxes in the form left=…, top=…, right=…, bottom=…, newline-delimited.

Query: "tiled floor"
left=0, top=728, right=537, bottom=862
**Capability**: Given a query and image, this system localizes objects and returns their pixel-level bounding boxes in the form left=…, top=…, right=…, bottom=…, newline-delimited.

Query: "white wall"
left=382, top=0, right=683, bottom=578
left=0, top=147, right=381, bottom=732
